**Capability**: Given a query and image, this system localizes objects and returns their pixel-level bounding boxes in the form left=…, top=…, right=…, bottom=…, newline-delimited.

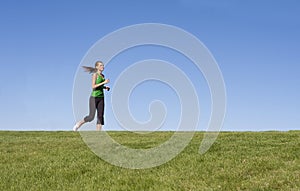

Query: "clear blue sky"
left=0, top=0, right=299, bottom=131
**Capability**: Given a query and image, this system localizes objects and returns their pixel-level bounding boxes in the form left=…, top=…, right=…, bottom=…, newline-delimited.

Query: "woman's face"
left=97, top=63, right=104, bottom=71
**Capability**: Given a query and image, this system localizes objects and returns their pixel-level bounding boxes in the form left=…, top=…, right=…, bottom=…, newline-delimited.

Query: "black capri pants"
left=84, top=96, right=104, bottom=125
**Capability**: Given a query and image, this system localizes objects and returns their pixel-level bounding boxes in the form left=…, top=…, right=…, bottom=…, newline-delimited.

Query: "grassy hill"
left=1, top=131, right=299, bottom=190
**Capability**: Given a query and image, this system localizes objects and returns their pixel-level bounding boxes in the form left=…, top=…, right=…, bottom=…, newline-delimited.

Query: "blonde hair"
left=82, top=61, right=103, bottom=73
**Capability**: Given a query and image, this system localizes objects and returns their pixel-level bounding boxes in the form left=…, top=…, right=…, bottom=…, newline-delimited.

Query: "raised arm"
left=91, top=73, right=109, bottom=89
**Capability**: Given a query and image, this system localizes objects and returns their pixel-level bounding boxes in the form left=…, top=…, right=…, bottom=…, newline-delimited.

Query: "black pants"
left=84, top=96, right=104, bottom=125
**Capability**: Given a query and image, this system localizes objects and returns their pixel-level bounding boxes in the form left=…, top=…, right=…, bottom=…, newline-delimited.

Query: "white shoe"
left=73, top=124, right=79, bottom=131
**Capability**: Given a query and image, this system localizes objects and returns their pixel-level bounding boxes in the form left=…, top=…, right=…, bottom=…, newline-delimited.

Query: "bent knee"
left=84, top=117, right=94, bottom=122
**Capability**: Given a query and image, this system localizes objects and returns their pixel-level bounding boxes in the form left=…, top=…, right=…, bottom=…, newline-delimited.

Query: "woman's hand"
left=104, top=79, right=110, bottom=84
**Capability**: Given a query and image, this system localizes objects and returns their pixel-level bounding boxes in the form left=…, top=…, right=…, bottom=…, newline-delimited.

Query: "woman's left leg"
left=96, top=97, right=104, bottom=131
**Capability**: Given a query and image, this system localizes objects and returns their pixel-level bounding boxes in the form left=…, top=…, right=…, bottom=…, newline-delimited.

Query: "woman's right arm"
left=91, top=74, right=109, bottom=89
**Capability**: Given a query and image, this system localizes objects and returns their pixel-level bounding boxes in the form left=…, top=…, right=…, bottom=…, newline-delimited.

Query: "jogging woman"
left=73, top=61, right=110, bottom=131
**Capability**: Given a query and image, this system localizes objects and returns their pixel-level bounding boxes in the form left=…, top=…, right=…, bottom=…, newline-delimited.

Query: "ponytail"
left=82, top=66, right=97, bottom=73
left=82, top=61, right=103, bottom=74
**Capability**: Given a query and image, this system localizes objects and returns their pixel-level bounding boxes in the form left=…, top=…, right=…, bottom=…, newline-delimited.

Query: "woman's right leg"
left=74, top=96, right=96, bottom=131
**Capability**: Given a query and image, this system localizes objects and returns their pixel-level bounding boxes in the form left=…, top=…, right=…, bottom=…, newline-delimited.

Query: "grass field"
left=0, top=131, right=299, bottom=190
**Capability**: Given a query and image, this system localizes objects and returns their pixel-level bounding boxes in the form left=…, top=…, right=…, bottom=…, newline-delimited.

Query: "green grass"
left=1, top=131, right=299, bottom=190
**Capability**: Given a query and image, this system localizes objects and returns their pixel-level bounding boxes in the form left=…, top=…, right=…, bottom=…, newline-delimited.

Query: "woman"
left=73, top=61, right=110, bottom=131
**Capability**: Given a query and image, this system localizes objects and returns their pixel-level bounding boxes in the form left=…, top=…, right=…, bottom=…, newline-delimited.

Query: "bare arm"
left=91, top=74, right=109, bottom=89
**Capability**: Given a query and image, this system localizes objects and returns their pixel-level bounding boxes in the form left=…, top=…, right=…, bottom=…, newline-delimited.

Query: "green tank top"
left=91, top=74, right=105, bottom=97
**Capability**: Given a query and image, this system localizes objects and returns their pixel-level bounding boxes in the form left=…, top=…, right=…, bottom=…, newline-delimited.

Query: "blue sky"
left=0, top=0, right=299, bottom=131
